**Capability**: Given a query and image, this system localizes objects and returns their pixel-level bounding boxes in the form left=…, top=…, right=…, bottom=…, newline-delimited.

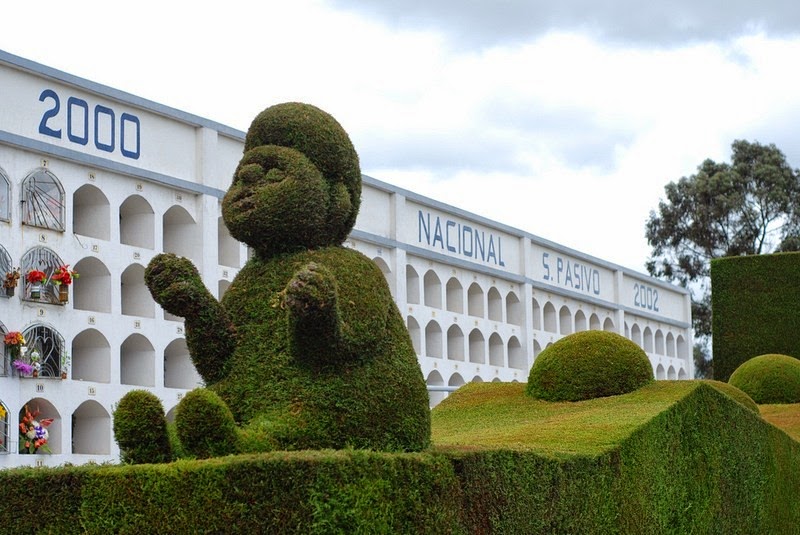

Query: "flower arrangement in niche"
left=26, top=270, right=46, bottom=284
left=3, top=268, right=20, bottom=296
left=4, top=331, right=25, bottom=359
left=26, top=269, right=46, bottom=300
left=0, top=404, right=6, bottom=450
left=51, top=265, right=77, bottom=303
left=51, top=265, right=78, bottom=286
left=19, top=405, right=53, bottom=454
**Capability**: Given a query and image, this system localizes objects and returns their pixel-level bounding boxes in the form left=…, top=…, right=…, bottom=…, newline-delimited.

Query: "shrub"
left=113, top=390, right=171, bottom=464
left=700, top=379, right=759, bottom=413
left=728, top=353, right=800, bottom=404
left=176, top=388, right=240, bottom=458
left=527, top=330, right=653, bottom=401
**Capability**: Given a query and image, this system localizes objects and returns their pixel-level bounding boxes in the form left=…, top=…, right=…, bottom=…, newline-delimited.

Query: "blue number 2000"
left=38, top=89, right=141, bottom=160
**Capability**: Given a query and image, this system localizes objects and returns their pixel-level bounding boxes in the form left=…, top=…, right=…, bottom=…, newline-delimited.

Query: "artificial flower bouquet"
left=51, top=264, right=78, bottom=286
left=26, top=270, right=47, bottom=284
left=19, top=405, right=53, bottom=454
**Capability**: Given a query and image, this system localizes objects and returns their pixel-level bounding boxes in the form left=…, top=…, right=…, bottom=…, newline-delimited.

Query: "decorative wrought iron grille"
left=0, top=401, right=8, bottom=453
left=21, top=169, right=65, bottom=231
left=21, top=246, right=63, bottom=304
left=0, top=167, right=10, bottom=222
left=22, top=324, right=65, bottom=379
left=0, top=244, right=10, bottom=301
left=0, top=320, right=7, bottom=377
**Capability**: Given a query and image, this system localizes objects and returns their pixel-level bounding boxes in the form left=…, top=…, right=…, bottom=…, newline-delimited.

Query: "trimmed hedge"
left=711, top=252, right=800, bottom=381
left=3, top=383, right=799, bottom=533
left=527, top=330, right=654, bottom=401
left=729, top=353, right=800, bottom=404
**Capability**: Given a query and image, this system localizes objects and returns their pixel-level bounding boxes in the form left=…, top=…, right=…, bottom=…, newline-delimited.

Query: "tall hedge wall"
left=1, top=384, right=799, bottom=533
left=711, top=252, right=800, bottom=381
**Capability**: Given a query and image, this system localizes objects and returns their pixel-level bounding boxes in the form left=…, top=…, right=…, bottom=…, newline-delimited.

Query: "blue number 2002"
left=38, top=89, right=140, bottom=160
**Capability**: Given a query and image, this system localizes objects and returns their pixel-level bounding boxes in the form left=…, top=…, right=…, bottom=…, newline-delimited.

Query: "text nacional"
left=418, top=210, right=505, bottom=267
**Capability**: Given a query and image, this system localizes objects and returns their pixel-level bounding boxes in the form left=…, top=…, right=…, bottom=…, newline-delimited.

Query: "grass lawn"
left=431, top=380, right=697, bottom=457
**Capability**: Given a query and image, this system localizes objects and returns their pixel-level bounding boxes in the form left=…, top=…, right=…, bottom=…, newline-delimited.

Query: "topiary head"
left=526, top=330, right=654, bottom=402
left=223, top=102, right=361, bottom=257
left=728, top=353, right=800, bottom=404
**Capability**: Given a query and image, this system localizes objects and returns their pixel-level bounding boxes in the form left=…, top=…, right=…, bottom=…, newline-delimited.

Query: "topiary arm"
left=283, top=262, right=343, bottom=363
left=145, top=253, right=236, bottom=383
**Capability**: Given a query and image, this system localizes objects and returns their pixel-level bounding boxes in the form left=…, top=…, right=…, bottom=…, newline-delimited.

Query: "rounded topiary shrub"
left=175, top=388, right=239, bottom=459
left=728, top=354, right=800, bottom=404
left=527, top=330, right=654, bottom=402
left=113, top=389, right=171, bottom=464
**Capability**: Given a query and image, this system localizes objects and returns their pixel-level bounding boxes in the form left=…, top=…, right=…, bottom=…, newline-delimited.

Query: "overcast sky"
left=3, top=0, right=800, bottom=273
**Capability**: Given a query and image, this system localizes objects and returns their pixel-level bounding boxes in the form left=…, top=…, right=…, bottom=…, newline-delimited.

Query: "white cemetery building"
left=0, top=50, right=692, bottom=468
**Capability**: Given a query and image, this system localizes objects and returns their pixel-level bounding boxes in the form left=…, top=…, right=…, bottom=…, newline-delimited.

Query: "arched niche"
left=22, top=323, right=65, bottom=378
left=406, top=265, right=420, bottom=305
left=506, top=291, right=522, bottom=325
left=407, top=317, right=421, bottom=355
left=446, top=278, right=464, bottom=314
left=508, top=336, right=525, bottom=370
left=0, top=166, right=10, bottom=221
left=446, top=325, right=464, bottom=361
left=73, top=256, right=112, bottom=313
left=448, top=373, right=465, bottom=388
left=218, top=279, right=231, bottom=300
left=119, top=194, right=155, bottom=249
left=489, top=332, right=504, bottom=367
left=426, top=370, right=445, bottom=407
left=487, top=287, right=502, bottom=322
left=543, top=302, right=557, bottom=333
left=72, top=328, right=111, bottom=383
left=575, top=310, right=587, bottom=332
left=559, top=305, right=572, bottom=335
left=121, top=263, right=154, bottom=318
left=163, top=205, right=198, bottom=263
left=120, top=333, right=155, bottom=387
left=22, top=168, right=64, bottom=231
left=372, top=256, right=394, bottom=297
left=424, top=321, right=442, bottom=359
left=531, top=298, right=541, bottom=330
left=73, top=184, right=110, bottom=240
left=19, top=398, right=61, bottom=454
left=217, top=215, right=240, bottom=268
left=423, top=270, right=442, bottom=309
left=20, top=246, right=64, bottom=304
left=164, top=338, right=202, bottom=389
left=72, top=400, right=111, bottom=455
left=468, top=282, right=484, bottom=318
left=468, top=329, right=485, bottom=364
left=0, top=398, right=9, bottom=452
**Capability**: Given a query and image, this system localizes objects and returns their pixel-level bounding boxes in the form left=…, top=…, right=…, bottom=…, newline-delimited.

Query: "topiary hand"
left=283, top=262, right=343, bottom=363
left=145, top=253, right=236, bottom=384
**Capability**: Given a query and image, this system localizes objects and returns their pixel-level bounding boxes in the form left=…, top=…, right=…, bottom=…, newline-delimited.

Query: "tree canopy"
left=645, top=140, right=800, bottom=376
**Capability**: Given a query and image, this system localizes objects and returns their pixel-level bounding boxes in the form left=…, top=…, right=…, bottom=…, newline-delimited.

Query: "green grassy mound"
left=527, top=330, right=654, bottom=401
left=4, top=380, right=800, bottom=533
left=729, top=353, right=800, bottom=404
left=700, top=379, right=759, bottom=413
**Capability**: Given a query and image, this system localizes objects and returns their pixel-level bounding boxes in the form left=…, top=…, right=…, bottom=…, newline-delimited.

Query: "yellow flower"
left=0, top=405, right=5, bottom=419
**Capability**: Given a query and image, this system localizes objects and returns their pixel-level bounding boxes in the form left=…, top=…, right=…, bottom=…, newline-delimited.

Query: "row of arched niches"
left=393, top=262, right=691, bottom=404
left=0, top=321, right=198, bottom=455
left=0, top=167, right=242, bottom=269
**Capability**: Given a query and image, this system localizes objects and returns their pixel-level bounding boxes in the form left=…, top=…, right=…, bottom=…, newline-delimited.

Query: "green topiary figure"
left=527, top=330, right=654, bottom=402
left=728, top=354, right=800, bottom=404
left=144, top=102, right=431, bottom=453
left=176, top=388, right=239, bottom=458
left=113, top=390, right=172, bottom=464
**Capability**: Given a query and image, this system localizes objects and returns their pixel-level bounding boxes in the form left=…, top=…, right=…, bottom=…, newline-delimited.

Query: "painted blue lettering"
left=419, top=211, right=431, bottom=245
left=564, top=261, right=573, bottom=287
left=446, top=220, right=457, bottom=253
left=487, top=236, right=497, bottom=264
left=498, top=238, right=505, bottom=266
left=542, top=253, right=550, bottom=280
left=463, top=226, right=473, bottom=257
left=433, top=217, right=444, bottom=249
left=556, top=257, right=563, bottom=284
left=475, top=230, right=485, bottom=261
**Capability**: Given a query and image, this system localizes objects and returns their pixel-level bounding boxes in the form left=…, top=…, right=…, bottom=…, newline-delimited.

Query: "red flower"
left=26, top=270, right=46, bottom=284
left=51, top=265, right=78, bottom=286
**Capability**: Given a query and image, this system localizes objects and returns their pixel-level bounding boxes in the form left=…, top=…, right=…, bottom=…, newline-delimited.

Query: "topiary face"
left=527, top=330, right=654, bottom=402
left=728, top=354, right=800, bottom=404
left=223, top=102, right=361, bottom=257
